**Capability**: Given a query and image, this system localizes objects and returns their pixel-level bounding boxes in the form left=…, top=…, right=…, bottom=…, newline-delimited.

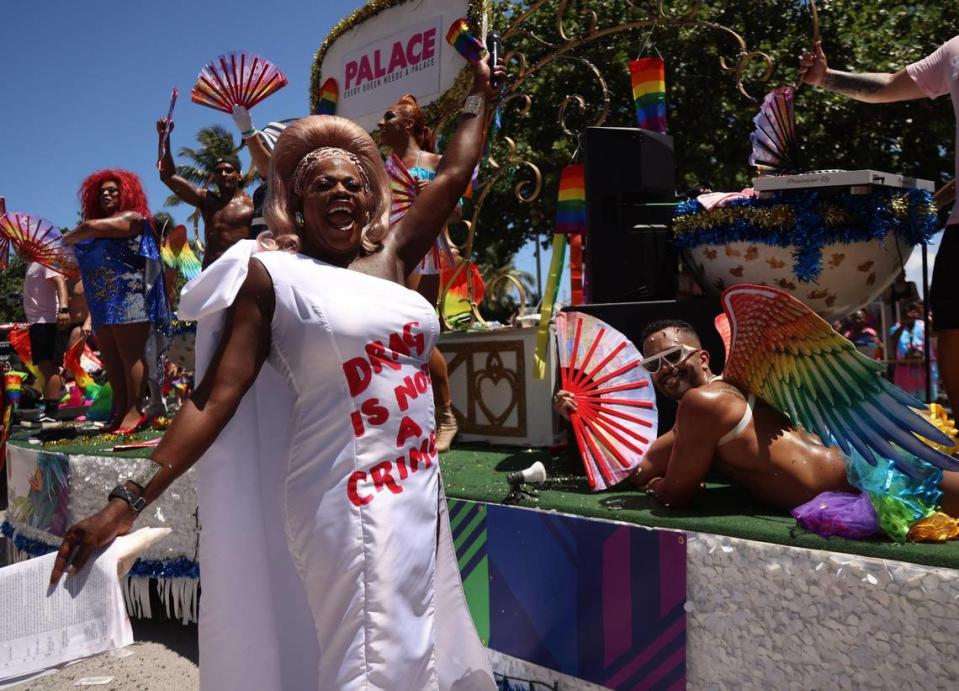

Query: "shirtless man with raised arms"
left=157, top=120, right=253, bottom=268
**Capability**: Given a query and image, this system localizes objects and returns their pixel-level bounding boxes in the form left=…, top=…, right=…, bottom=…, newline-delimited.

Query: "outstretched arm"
left=157, top=119, right=207, bottom=207
left=646, top=389, right=728, bottom=508
left=388, top=58, right=506, bottom=277
left=63, top=213, right=145, bottom=244
left=799, top=40, right=924, bottom=103
left=50, top=259, right=275, bottom=583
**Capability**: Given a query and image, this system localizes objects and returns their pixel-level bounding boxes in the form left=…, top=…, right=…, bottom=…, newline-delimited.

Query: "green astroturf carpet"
left=11, top=430, right=959, bottom=569
left=439, top=443, right=959, bottom=570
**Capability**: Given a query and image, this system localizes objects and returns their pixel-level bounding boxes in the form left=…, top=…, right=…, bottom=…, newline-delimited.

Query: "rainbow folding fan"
left=555, top=311, right=658, bottom=490
left=161, top=224, right=202, bottom=281
left=191, top=52, right=288, bottom=114
left=385, top=153, right=419, bottom=227
left=749, top=87, right=800, bottom=174
left=0, top=212, right=79, bottom=279
left=0, top=197, right=8, bottom=270
left=0, top=235, right=9, bottom=271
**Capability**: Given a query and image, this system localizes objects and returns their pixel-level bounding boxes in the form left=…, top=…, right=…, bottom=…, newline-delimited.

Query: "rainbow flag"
left=317, top=77, right=338, bottom=115
left=629, top=57, right=667, bottom=133
left=555, top=164, right=587, bottom=235
left=446, top=18, right=485, bottom=64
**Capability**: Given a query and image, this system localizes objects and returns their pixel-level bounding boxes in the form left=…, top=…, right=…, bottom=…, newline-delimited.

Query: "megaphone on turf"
left=506, top=461, right=547, bottom=487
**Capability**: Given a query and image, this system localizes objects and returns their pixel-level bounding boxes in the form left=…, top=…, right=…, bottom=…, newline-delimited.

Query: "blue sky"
left=1, top=1, right=354, bottom=229
left=0, top=0, right=557, bottom=302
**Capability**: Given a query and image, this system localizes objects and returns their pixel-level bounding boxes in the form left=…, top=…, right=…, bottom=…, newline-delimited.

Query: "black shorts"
left=28, top=323, right=67, bottom=365
left=930, top=225, right=959, bottom=331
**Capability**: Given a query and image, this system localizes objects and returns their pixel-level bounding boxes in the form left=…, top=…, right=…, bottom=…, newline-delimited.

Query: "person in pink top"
left=800, top=36, right=959, bottom=415
left=22, top=261, right=70, bottom=420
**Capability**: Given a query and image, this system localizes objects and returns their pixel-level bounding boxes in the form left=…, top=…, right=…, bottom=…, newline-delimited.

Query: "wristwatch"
left=462, top=94, right=484, bottom=117
left=109, top=485, right=147, bottom=513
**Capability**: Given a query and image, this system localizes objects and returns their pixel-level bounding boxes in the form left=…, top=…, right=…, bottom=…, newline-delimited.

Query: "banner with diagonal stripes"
left=449, top=499, right=686, bottom=690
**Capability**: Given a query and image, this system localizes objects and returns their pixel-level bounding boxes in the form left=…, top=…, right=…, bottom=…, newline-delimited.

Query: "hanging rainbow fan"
left=385, top=153, right=419, bottom=227
left=0, top=212, right=79, bottom=279
left=749, top=87, right=800, bottom=174
left=191, top=52, right=288, bottom=114
left=555, top=311, right=658, bottom=490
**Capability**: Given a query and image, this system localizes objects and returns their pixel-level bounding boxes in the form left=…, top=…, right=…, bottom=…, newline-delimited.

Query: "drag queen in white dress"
left=51, top=58, right=505, bottom=691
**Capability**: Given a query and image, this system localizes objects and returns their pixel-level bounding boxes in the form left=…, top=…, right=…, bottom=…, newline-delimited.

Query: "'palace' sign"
left=312, top=0, right=487, bottom=133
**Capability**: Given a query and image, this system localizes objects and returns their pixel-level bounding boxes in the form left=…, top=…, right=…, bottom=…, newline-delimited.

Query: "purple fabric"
left=791, top=491, right=880, bottom=539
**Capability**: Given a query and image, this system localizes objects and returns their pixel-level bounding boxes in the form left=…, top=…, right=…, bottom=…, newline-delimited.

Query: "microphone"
left=486, top=31, right=503, bottom=89
left=506, top=461, right=547, bottom=487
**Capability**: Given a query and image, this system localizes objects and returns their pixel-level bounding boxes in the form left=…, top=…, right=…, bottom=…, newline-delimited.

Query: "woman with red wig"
left=64, top=170, right=169, bottom=432
left=378, top=93, right=462, bottom=452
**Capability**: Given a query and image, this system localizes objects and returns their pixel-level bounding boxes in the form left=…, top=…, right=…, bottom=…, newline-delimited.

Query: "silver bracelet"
left=462, top=94, right=484, bottom=117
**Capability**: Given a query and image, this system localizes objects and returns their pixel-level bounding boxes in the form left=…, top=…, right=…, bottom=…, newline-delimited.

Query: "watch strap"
left=109, top=485, right=146, bottom=513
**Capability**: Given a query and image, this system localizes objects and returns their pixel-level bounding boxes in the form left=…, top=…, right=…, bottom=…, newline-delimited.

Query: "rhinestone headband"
left=291, top=147, right=371, bottom=197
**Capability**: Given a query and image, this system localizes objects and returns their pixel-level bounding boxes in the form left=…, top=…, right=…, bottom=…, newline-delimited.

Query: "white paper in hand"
left=0, top=529, right=168, bottom=683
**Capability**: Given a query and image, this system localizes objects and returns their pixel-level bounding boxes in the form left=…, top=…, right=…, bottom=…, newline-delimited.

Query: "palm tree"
left=163, top=125, right=257, bottom=226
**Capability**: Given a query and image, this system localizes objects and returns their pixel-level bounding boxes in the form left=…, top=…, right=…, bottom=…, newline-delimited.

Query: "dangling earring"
left=295, top=211, right=304, bottom=228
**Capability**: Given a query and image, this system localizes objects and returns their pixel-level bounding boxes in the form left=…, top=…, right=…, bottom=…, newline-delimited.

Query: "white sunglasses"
left=639, top=344, right=699, bottom=374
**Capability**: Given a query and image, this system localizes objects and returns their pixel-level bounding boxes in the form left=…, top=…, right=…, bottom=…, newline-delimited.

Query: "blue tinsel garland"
left=2, top=520, right=200, bottom=579
left=672, top=188, right=939, bottom=282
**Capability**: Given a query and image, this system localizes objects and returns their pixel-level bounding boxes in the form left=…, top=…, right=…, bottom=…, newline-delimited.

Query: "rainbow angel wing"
left=385, top=153, right=419, bottom=227
left=0, top=212, right=79, bottom=279
left=555, top=311, right=658, bottom=490
left=191, top=52, right=288, bottom=113
left=161, top=225, right=202, bottom=281
left=721, top=284, right=958, bottom=476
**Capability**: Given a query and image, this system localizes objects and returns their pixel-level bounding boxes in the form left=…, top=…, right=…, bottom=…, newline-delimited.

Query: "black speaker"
left=583, top=127, right=677, bottom=303
left=583, top=127, right=675, bottom=199
left=563, top=298, right=723, bottom=434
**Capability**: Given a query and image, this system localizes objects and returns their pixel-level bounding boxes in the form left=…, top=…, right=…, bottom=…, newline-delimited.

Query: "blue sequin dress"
left=73, top=223, right=170, bottom=331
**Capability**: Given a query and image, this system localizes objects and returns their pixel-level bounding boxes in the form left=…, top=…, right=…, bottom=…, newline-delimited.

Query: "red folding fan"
left=749, top=86, right=799, bottom=174
left=555, top=311, right=658, bottom=490
left=191, top=52, right=288, bottom=113
left=0, top=212, right=79, bottom=279
left=385, top=153, right=419, bottom=227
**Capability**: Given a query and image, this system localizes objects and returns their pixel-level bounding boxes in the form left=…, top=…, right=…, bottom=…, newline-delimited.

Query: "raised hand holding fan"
left=0, top=212, right=79, bottom=279
left=749, top=87, right=800, bottom=174
left=191, top=52, right=288, bottom=114
left=555, top=311, right=658, bottom=490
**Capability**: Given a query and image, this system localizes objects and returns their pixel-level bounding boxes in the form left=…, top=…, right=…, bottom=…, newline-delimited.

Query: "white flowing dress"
left=179, top=240, right=493, bottom=690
